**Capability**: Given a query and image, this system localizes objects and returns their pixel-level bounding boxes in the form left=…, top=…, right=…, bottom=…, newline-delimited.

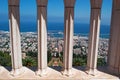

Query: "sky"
left=0, top=0, right=112, bottom=25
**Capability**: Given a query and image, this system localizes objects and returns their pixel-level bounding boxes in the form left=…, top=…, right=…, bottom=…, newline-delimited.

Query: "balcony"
left=0, top=66, right=119, bottom=79
left=0, top=0, right=120, bottom=79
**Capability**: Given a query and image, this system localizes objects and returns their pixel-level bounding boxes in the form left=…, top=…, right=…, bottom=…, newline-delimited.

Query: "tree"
left=47, top=50, right=52, bottom=63
left=0, top=51, right=11, bottom=66
left=22, top=57, right=37, bottom=67
left=97, top=58, right=106, bottom=66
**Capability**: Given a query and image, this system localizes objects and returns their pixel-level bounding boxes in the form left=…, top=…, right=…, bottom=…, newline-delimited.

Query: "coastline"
left=0, top=30, right=110, bottom=39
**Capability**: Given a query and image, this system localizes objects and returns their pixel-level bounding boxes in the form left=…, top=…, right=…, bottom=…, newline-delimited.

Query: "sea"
left=0, top=22, right=110, bottom=39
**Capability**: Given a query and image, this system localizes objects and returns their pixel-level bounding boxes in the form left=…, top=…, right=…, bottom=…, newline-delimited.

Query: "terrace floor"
left=0, top=66, right=119, bottom=80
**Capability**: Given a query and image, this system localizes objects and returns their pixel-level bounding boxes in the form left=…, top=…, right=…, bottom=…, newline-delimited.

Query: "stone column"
left=86, top=0, right=102, bottom=75
left=62, top=0, right=76, bottom=76
left=108, top=0, right=120, bottom=75
left=36, top=0, right=48, bottom=76
left=8, top=0, right=24, bottom=76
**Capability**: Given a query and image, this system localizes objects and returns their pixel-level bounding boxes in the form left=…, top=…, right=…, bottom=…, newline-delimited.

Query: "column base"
left=61, top=68, right=74, bottom=77
left=0, top=66, right=4, bottom=73
left=85, top=67, right=98, bottom=76
left=10, top=67, right=25, bottom=77
left=35, top=68, right=48, bottom=77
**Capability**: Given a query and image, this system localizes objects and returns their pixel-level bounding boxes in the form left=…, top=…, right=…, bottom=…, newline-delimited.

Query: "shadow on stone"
left=49, top=66, right=62, bottom=72
left=73, top=66, right=86, bottom=71
left=25, top=66, right=37, bottom=72
left=97, top=66, right=120, bottom=78
left=4, top=66, right=12, bottom=72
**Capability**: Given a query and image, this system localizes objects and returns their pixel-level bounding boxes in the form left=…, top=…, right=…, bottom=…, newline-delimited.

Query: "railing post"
left=108, top=0, right=120, bottom=75
left=86, top=0, right=102, bottom=75
left=8, top=0, right=24, bottom=76
left=62, top=0, right=76, bottom=77
left=36, top=0, right=48, bottom=77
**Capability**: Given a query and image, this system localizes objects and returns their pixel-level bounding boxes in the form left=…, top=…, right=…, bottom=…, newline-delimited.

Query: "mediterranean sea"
left=0, top=22, right=110, bottom=38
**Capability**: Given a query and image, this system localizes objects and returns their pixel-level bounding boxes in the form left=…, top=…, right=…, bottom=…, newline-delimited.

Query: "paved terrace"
left=0, top=66, right=119, bottom=79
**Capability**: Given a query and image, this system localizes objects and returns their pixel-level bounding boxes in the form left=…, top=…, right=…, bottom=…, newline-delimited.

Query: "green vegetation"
left=0, top=51, right=11, bottom=66
left=97, top=57, right=106, bottom=66
left=22, top=57, right=37, bottom=67
left=23, top=51, right=37, bottom=67
left=59, top=52, right=63, bottom=62
left=73, top=54, right=107, bottom=66
left=47, top=50, right=52, bottom=63
left=73, top=45, right=81, bottom=49
left=73, top=54, right=87, bottom=66
left=0, top=51, right=106, bottom=67
left=26, top=51, right=37, bottom=57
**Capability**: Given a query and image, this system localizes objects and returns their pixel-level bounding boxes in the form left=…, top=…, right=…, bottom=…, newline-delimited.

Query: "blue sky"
left=0, top=0, right=112, bottom=25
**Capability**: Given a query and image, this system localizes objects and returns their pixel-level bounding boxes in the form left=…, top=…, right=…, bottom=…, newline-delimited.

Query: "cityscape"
left=0, top=30, right=109, bottom=66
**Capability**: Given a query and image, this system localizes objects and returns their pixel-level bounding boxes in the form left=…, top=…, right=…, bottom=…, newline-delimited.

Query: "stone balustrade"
left=0, top=0, right=120, bottom=78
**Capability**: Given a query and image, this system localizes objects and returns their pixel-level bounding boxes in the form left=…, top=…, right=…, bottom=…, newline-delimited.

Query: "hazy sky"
left=0, top=0, right=112, bottom=25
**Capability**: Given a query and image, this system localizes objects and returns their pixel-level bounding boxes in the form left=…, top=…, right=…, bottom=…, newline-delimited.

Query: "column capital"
left=8, top=0, right=19, bottom=6
left=64, top=0, right=76, bottom=8
left=36, top=0, right=48, bottom=7
left=90, top=0, right=102, bottom=9
left=113, top=0, right=120, bottom=10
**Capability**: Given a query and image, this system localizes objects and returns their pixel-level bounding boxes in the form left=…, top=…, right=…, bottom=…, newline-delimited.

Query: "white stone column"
left=8, top=0, right=24, bottom=76
left=108, top=0, right=120, bottom=75
left=62, top=0, right=76, bottom=76
left=86, top=0, right=102, bottom=75
left=36, top=0, right=48, bottom=76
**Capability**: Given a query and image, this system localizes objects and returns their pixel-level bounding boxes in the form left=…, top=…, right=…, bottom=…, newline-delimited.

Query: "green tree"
left=47, top=50, right=52, bottom=63
left=73, top=53, right=87, bottom=66
left=97, top=58, right=106, bottom=66
left=0, top=51, right=11, bottom=66
left=22, top=57, right=37, bottom=67
left=26, top=51, right=37, bottom=57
